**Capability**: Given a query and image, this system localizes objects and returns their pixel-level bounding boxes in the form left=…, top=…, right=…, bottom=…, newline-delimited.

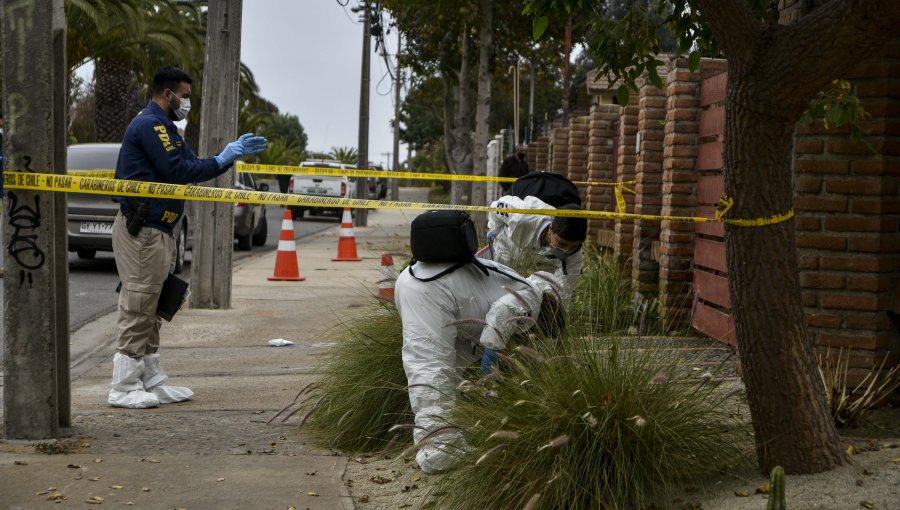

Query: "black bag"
left=409, top=210, right=487, bottom=281
left=509, top=171, right=581, bottom=207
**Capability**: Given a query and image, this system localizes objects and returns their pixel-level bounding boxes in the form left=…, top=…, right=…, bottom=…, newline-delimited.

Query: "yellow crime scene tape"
left=3, top=172, right=793, bottom=227
left=235, top=163, right=636, bottom=191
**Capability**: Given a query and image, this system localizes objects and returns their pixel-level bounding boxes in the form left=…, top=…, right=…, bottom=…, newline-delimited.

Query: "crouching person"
left=395, top=210, right=563, bottom=474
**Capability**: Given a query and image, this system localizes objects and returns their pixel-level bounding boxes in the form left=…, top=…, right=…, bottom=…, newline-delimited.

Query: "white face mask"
left=169, top=94, right=191, bottom=121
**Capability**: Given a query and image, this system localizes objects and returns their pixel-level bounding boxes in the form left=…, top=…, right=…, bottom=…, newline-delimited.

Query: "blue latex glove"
left=214, top=133, right=268, bottom=168
left=481, top=348, right=498, bottom=375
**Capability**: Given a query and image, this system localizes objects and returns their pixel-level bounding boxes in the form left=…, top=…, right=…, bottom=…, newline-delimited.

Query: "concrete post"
left=2, top=0, right=68, bottom=439
left=190, top=0, right=243, bottom=309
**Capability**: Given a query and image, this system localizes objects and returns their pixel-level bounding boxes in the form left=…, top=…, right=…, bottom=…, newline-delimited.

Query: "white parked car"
left=287, top=159, right=357, bottom=220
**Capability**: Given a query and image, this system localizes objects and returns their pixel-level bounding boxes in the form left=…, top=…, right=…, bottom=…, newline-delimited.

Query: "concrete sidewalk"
left=0, top=190, right=425, bottom=510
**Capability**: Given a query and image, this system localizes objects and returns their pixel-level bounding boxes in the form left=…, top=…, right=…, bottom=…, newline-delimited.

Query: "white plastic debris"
left=267, top=338, right=295, bottom=347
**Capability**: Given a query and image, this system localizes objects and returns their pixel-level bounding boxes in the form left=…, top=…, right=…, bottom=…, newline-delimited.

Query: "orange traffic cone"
left=332, top=208, right=362, bottom=262
left=268, top=209, right=305, bottom=281
left=377, top=254, right=396, bottom=301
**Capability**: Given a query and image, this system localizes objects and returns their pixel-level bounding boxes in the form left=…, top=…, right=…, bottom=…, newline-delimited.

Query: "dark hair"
left=151, top=66, right=193, bottom=97
left=536, top=291, right=565, bottom=338
left=551, top=203, right=588, bottom=242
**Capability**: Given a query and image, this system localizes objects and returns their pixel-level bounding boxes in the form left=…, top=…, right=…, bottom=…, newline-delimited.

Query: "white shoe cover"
left=142, top=353, right=193, bottom=404
left=108, top=353, right=159, bottom=409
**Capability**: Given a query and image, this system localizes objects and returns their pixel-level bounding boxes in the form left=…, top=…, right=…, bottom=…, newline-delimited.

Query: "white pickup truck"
left=287, top=160, right=357, bottom=219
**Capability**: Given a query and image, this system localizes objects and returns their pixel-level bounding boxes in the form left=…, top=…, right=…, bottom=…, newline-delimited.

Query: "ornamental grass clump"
left=302, top=304, right=412, bottom=452
left=569, top=245, right=644, bottom=336
left=427, top=334, right=748, bottom=509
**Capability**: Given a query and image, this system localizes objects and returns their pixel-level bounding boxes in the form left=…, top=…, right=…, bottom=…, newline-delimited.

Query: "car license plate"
left=307, top=187, right=325, bottom=194
left=80, top=221, right=113, bottom=234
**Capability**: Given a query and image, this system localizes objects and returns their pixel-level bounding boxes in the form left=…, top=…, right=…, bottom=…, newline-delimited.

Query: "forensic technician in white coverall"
left=484, top=195, right=588, bottom=299
left=395, top=258, right=561, bottom=473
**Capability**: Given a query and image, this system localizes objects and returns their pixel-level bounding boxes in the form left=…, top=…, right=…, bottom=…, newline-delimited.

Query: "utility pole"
left=190, top=0, right=243, bottom=309
left=2, top=0, right=69, bottom=439
left=390, top=30, right=402, bottom=202
left=562, top=15, right=572, bottom=127
left=512, top=62, right=519, bottom=147
left=353, top=1, right=371, bottom=226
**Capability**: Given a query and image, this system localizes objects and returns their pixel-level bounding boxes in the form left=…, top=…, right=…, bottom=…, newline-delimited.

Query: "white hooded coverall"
left=486, top=195, right=584, bottom=299
left=395, top=258, right=544, bottom=473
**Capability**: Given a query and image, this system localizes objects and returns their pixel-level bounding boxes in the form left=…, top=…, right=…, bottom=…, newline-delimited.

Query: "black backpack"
left=409, top=210, right=488, bottom=281
left=509, top=172, right=581, bottom=207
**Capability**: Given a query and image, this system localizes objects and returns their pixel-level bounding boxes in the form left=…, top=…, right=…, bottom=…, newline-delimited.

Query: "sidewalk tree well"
left=524, top=0, right=900, bottom=475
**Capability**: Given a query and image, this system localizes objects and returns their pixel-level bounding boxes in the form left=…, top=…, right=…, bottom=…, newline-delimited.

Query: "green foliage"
left=329, top=146, right=359, bottom=165
left=570, top=246, right=643, bottom=336
left=304, top=305, right=412, bottom=453
left=767, top=466, right=786, bottom=510
left=428, top=327, right=748, bottom=509
left=799, top=79, right=872, bottom=142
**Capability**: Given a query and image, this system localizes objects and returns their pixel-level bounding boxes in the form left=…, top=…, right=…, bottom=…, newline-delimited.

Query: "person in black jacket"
left=498, top=143, right=529, bottom=192
left=108, top=66, right=267, bottom=409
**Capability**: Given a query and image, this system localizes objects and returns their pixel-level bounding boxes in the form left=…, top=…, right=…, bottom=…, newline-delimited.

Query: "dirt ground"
left=341, top=424, right=900, bottom=509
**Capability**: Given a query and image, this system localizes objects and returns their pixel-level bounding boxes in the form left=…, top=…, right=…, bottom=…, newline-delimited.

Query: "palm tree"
left=66, top=0, right=206, bottom=141
left=329, top=146, right=358, bottom=165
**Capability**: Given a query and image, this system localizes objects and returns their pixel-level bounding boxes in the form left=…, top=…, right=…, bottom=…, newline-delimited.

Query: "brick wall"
left=550, top=127, right=570, bottom=176
left=632, top=72, right=668, bottom=295
left=587, top=104, right=620, bottom=244
left=793, top=38, right=900, bottom=374
left=614, top=95, right=640, bottom=266
left=568, top=115, right=590, bottom=204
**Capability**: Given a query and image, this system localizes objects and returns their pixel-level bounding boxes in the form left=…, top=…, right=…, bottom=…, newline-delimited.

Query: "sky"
left=241, top=1, right=403, bottom=168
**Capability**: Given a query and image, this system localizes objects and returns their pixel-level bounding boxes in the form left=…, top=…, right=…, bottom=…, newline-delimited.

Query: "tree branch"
left=763, top=0, right=900, bottom=107
left=693, top=0, right=763, bottom=66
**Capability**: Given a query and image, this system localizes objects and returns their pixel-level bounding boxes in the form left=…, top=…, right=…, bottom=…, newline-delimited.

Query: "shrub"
left=425, top=333, right=749, bottom=509
left=302, top=304, right=412, bottom=452
left=818, top=347, right=900, bottom=428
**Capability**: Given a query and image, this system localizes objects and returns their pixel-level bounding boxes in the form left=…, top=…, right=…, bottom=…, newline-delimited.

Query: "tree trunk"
left=94, top=57, right=134, bottom=142
left=471, top=0, right=493, bottom=238
left=694, top=0, right=900, bottom=475
left=450, top=28, right=473, bottom=205
left=724, top=79, right=846, bottom=474
left=441, top=73, right=456, bottom=175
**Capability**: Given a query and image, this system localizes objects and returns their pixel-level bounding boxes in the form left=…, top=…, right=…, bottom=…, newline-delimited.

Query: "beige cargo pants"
left=112, top=212, right=175, bottom=358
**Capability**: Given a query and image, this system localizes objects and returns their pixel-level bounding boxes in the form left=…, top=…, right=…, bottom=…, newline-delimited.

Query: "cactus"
left=767, top=465, right=786, bottom=510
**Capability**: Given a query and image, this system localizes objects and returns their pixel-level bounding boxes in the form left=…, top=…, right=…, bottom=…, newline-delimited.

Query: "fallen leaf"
left=67, top=464, right=81, bottom=469
left=893, top=457, right=900, bottom=463
left=305, top=471, right=317, bottom=476
left=36, top=491, right=48, bottom=496
left=860, top=500, right=875, bottom=509
left=148, top=459, right=160, bottom=463
left=411, top=474, right=421, bottom=482
left=94, top=458, right=103, bottom=463
left=88, top=477, right=101, bottom=482
left=86, top=495, right=104, bottom=504
left=863, top=468, right=874, bottom=476
left=142, top=487, right=150, bottom=492
left=370, top=475, right=393, bottom=484
left=359, top=495, right=370, bottom=503
left=48, top=487, right=56, bottom=491
left=756, top=483, right=770, bottom=494
left=46, top=492, right=66, bottom=502
left=75, top=475, right=83, bottom=480
left=126, top=503, right=134, bottom=506
left=734, top=490, right=751, bottom=497
left=217, top=478, right=225, bottom=482
left=847, top=445, right=857, bottom=455
left=110, top=485, right=124, bottom=490
left=307, top=491, right=319, bottom=497
left=13, top=460, right=27, bottom=466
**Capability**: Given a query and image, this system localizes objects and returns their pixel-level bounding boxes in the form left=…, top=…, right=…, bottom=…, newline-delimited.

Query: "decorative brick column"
left=567, top=115, right=590, bottom=202
left=659, top=57, right=703, bottom=331
left=614, top=95, right=640, bottom=267
left=632, top=71, right=668, bottom=295
left=587, top=104, right=620, bottom=245
left=531, top=136, right=549, bottom=172
left=550, top=127, right=569, bottom=176
left=794, top=37, right=900, bottom=377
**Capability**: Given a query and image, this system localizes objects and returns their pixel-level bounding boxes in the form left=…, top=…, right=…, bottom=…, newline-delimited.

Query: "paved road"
left=0, top=208, right=337, bottom=337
